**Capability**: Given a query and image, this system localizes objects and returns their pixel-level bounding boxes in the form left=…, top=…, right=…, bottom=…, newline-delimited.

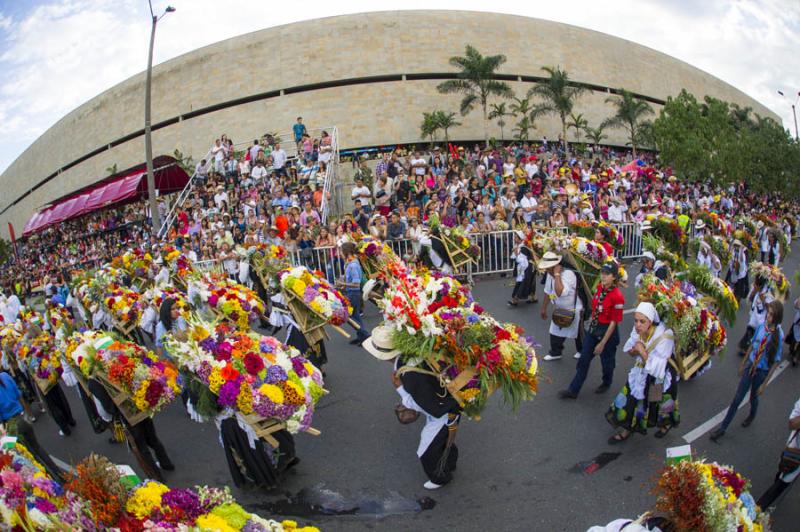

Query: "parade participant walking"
left=364, top=325, right=461, bottom=490
left=756, top=395, right=800, bottom=509
left=728, top=239, right=749, bottom=299
left=606, top=302, right=679, bottom=443
left=155, top=298, right=188, bottom=356
left=711, top=301, right=784, bottom=442
left=508, top=232, right=536, bottom=306
left=737, top=275, right=773, bottom=357
left=539, top=252, right=583, bottom=361
left=339, top=242, right=369, bottom=346
left=560, top=263, right=624, bottom=398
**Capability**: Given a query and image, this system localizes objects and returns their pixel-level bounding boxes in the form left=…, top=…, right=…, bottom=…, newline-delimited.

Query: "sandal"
left=607, top=431, right=631, bottom=444
left=654, top=426, right=672, bottom=439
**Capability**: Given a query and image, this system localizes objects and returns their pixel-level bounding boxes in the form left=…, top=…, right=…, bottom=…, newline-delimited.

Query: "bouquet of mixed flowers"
left=67, top=331, right=182, bottom=415
left=677, top=264, right=739, bottom=324
left=642, top=233, right=686, bottom=273
left=638, top=275, right=727, bottom=375
left=161, top=244, right=196, bottom=284
left=46, top=304, right=74, bottom=338
left=163, top=318, right=325, bottom=435
left=103, top=283, right=144, bottom=326
left=783, top=214, right=798, bottom=235
left=279, top=266, right=352, bottom=328
left=190, top=273, right=266, bottom=330
left=568, top=220, right=595, bottom=239
left=567, top=236, right=627, bottom=287
left=733, top=229, right=759, bottom=257
left=654, top=460, right=770, bottom=532
left=428, top=213, right=481, bottom=266
left=142, top=286, right=190, bottom=320
left=696, top=211, right=726, bottom=235
left=17, top=333, right=62, bottom=393
left=749, top=262, right=790, bottom=300
left=597, top=221, right=625, bottom=250
left=112, top=249, right=155, bottom=287
left=690, top=235, right=732, bottom=271
left=354, top=235, right=406, bottom=278
left=248, top=243, right=292, bottom=290
left=648, top=215, right=686, bottom=253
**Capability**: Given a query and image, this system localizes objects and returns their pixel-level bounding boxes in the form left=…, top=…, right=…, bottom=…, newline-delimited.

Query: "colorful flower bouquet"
left=249, top=243, right=292, bottom=291
left=733, top=229, right=759, bottom=257
left=163, top=318, right=325, bottom=435
left=279, top=266, right=352, bottom=330
left=67, top=331, right=182, bottom=418
left=46, top=304, right=74, bottom=339
left=112, top=249, right=155, bottom=288
left=103, top=283, right=144, bottom=328
left=654, top=460, right=769, bottom=532
left=648, top=215, right=686, bottom=253
left=597, top=221, right=625, bottom=250
left=750, top=262, right=790, bottom=300
left=429, top=213, right=480, bottom=267
left=638, top=275, right=727, bottom=379
left=142, top=286, right=190, bottom=321
left=736, top=216, right=758, bottom=236
left=18, top=333, right=62, bottom=394
left=161, top=244, right=197, bottom=286
left=642, top=233, right=686, bottom=273
left=678, top=264, right=739, bottom=324
left=191, top=273, right=266, bottom=330
left=354, top=235, right=406, bottom=278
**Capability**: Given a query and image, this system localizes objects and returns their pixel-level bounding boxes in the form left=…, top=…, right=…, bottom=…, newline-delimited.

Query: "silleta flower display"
left=749, top=261, right=790, bottom=300
left=16, top=333, right=62, bottom=393
left=279, top=266, right=352, bottom=327
left=191, top=272, right=266, bottom=330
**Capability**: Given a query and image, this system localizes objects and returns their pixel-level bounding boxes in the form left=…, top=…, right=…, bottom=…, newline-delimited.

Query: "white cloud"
left=0, top=0, right=797, bottom=175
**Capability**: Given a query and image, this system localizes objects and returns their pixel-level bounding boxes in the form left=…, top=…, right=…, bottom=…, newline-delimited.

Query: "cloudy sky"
left=0, top=0, right=798, bottom=173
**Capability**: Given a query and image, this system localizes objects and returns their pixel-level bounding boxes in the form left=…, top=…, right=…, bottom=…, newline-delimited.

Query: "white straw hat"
left=537, top=251, right=562, bottom=270
left=362, top=325, right=399, bottom=360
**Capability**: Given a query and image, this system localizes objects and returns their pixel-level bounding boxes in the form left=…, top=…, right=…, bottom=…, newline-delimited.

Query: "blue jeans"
left=719, top=364, right=769, bottom=431
left=568, top=327, right=620, bottom=395
left=347, top=289, right=368, bottom=341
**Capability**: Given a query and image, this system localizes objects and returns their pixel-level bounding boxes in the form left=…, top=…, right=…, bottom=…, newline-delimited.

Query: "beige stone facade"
left=0, top=10, right=776, bottom=238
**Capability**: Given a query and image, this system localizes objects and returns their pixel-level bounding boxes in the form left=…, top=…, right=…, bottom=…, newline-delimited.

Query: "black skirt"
left=219, top=417, right=297, bottom=490
left=286, top=325, right=327, bottom=369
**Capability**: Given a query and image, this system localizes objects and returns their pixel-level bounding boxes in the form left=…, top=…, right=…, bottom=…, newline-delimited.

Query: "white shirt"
left=781, top=397, right=800, bottom=482
left=251, top=165, right=267, bottom=181
left=502, top=162, right=515, bottom=177
left=607, top=204, right=624, bottom=223
left=513, top=251, right=529, bottom=282
left=623, top=323, right=675, bottom=400
left=524, top=162, right=538, bottom=178
left=520, top=196, right=537, bottom=223
left=214, top=191, right=229, bottom=209
left=410, top=157, right=426, bottom=175
left=351, top=185, right=371, bottom=205
left=748, top=286, right=774, bottom=329
left=212, top=144, right=225, bottom=161
left=544, top=270, right=583, bottom=338
left=272, top=148, right=287, bottom=169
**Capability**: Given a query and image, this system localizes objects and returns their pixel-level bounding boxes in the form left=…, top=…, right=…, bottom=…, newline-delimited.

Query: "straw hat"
left=732, top=239, right=743, bottom=247
left=362, top=325, right=399, bottom=360
left=695, top=220, right=706, bottom=229
left=362, top=278, right=378, bottom=302
left=537, top=251, right=562, bottom=270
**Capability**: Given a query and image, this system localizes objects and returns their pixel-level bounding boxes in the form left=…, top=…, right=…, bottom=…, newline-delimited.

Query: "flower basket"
left=669, top=350, right=713, bottom=381
left=278, top=267, right=355, bottom=337
left=34, top=375, right=56, bottom=395
left=281, top=289, right=327, bottom=335
left=238, top=413, right=321, bottom=448
left=113, top=319, right=138, bottom=342
left=94, top=372, right=151, bottom=427
left=440, top=233, right=477, bottom=270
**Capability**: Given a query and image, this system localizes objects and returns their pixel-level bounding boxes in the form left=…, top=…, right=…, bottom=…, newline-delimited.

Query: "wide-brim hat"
left=362, top=278, right=378, bottom=302
left=362, top=325, right=399, bottom=360
left=732, top=239, right=743, bottom=247
left=695, top=220, right=706, bottom=229
left=537, top=251, right=562, bottom=270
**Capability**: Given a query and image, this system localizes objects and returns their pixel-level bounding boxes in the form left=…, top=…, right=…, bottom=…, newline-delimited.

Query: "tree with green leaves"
left=585, top=124, right=608, bottom=147
left=437, top=45, right=513, bottom=143
left=567, top=112, right=588, bottom=142
left=434, top=110, right=461, bottom=142
left=488, top=102, right=511, bottom=140
left=528, top=66, right=585, bottom=149
left=513, top=116, right=535, bottom=142
left=602, top=89, right=655, bottom=157
left=420, top=112, right=439, bottom=144
left=0, top=238, right=11, bottom=265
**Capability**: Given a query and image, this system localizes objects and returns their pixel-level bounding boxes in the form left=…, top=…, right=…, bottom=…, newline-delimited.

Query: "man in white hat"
left=364, top=324, right=461, bottom=490
left=539, top=252, right=583, bottom=361
left=693, top=219, right=707, bottom=239
left=756, top=221, right=770, bottom=262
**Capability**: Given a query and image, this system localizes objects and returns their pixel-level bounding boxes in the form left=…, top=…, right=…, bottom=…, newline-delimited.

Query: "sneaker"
left=573, top=352, right=581, bottom=359
left=741, top=415, right=755, bottom=428
left=710, top=428, right=725, bottom=442
left=543, top=354, right=562, bottom=361
left=558, top=390, right=578, bottom=399
left=423, top=481, right=443, bottom=490
left=595, top=384, right=610, bottom=394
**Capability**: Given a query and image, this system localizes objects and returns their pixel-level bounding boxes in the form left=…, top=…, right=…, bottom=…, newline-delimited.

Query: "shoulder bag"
left=778, top=430, right=800, bottom=474
left=552, top=275, right=578, bottom=328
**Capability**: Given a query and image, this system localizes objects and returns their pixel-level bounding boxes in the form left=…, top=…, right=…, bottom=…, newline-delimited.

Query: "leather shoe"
left=558, top=390, right=578, bottom=399
left=348, top=338, right=362, bottom=345
left=595, top=384, right=610, bottom=394
left=741, top=415, right=755, bottom=428
left=710, top=428, right=725, bottom=442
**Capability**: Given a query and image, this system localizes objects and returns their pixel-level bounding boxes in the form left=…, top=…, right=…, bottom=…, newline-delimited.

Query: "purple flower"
left=197, top=361, right=213, bottom=381
left=162, top=488, right=202, bottom=520
left=217, top=380, right=241, bottom=407
left=291, top=357, right=308, bottom=377
left=265, top=365, right=287, bottom=384
left=242, top=520, right=269, bottom=532
left=34, top=498, right=57, bottom=513
left=199, top=337, right=218, bottom=353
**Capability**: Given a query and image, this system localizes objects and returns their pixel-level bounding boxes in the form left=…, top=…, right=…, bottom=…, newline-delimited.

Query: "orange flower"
left=220, top=364, right=240, bottom=382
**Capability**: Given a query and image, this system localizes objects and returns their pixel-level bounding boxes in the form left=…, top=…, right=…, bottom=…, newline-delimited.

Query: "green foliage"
left=421, top=110, right=463, bottom=144
left=173, top=149, right=195, bottom=174
left=437, top=45, right=513, bottom=142
left=420, top=112, right=439, bottom=144
left=105, top=163, right=118, bottom=176
left=653, top=90, right=800, bottom=194
left=677, top=263, right=739, bottom=325
left=528, top=66, right=585, bottom=147
left=488, top=102, right=511, bottom=140
left=585, top=124, right=608, bottom=146
left=567, top=112, right=588, bottom=142
left=602, top=89, right=654, bottom=157
left=0, top=239, right=11, bottom=265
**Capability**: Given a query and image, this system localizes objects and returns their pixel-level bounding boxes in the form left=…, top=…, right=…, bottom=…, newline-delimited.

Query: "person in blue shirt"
left=293, top=117, right=306, bottom=149
left=711, top=300, right=784, bottom=442
left=339, top=242, right=369, bottom=346
left=0, top=372, right=64, bottom=482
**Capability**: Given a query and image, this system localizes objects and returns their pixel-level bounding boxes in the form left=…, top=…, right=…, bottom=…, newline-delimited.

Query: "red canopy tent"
left=22, top=155, right=189, bottom=236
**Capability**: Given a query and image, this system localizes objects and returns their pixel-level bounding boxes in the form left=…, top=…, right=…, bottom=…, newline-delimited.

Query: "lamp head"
left=165, top=6, right=176, bottom=12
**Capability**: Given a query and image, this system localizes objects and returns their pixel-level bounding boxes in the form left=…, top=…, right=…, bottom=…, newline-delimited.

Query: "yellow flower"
left=259, top=383, right=284, bottom=404
left=237, top=381, right=253, bottom=415
left=292, top=280, right=307, bottom=297
left=126, top=481, right=169, bottom=519
left=196, top=513, right=237, bottom=532
left=208, top=368, right=224, bottom=394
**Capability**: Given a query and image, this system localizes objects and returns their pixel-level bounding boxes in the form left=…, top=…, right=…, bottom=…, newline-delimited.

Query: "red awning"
left=22, top=156, right=189, bottom=236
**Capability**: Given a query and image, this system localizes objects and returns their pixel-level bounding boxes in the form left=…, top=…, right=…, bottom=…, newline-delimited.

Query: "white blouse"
left=623, top=322, right=675, bottom=400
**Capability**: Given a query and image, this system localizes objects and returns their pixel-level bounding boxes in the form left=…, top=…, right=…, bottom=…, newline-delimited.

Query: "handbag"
left=778, top=430, right=800, bottom=474
left=552, top=277, right=578, bottom=328
left=394, top=403, right=420, bottom=424
left=647, top=382, right=664, bottom=403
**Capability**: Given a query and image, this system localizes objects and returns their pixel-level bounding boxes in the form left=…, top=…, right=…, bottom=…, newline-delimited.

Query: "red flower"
left=220, top=364, right=240, bottom=382
left=243, top=352, right=264, bottom=376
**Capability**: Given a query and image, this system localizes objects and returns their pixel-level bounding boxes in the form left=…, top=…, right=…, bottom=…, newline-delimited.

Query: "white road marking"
left=681, top=360, right=790, bottom=444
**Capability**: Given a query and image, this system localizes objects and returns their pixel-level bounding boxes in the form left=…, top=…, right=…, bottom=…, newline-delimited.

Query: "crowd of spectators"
left=2, top=120, right=795, bottom=299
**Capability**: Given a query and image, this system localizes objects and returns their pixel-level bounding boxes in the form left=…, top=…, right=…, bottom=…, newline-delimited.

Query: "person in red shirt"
left=560, top=262, right=624, bottom=398
left=595, top=226, right=615, bottom=257
left=274, top=208, right=289, bottom=238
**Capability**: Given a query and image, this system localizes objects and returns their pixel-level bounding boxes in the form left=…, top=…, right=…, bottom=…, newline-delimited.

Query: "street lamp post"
left=777, top=89, right=799, bottom=141
left=145, top=2, right=175, bottom=235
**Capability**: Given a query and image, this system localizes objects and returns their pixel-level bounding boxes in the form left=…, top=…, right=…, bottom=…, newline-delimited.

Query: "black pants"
left=420, top=423, right=459, bottom=486
left=738, top=325, right=756, bottom=355
left=44, top=383, right=75, bottom=434
left=757, top=471, right=794, bottom=508
left=549, top=328, right=583, bottom=358
left=10, top=416, right=63, bottom=483
left=127, top=418, right=173, bottom=475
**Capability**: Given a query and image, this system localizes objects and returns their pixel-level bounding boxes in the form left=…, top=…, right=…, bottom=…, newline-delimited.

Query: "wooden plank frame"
left=95, top=372, right=150, bottom=426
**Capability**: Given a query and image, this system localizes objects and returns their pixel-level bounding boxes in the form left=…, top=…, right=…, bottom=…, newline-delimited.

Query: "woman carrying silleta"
left=606, top=302, right=679, bottom=443
left=364, top=325, right=461, bottom=490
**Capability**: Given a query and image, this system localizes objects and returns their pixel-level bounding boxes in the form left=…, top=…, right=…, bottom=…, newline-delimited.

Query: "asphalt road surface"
left=35, top=248, right=800, bottom=531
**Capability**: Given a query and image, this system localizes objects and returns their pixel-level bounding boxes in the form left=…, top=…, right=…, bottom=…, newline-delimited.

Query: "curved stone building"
left=0, top=10, right=776, bottom=238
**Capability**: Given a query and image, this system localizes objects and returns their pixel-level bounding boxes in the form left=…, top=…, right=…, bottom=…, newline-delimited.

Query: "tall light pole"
left=777, top=89, right=799, bottom=141
left=145, top=2, right=175, bottom=234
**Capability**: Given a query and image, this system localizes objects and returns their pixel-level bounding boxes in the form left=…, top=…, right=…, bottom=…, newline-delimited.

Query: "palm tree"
left=434, top=110, right=462, bottom=142
left=513, top=116, right=534, bottom=142
left=420, top=112, right=439, bottom=144
left=567, top=112, right=588, bottom=142
left=488, top=102, right=511, bottom=140
left=437, top=45, right=513, bottom=143
left=585, top=124, right=608, bottom=147
left=528, top=66, right=585, bottom=150
left=602, top=89, right=655, bottom=157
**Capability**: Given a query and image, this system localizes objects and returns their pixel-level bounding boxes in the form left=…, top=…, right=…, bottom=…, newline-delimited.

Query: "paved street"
left=36, top=249, right=800, bottom=531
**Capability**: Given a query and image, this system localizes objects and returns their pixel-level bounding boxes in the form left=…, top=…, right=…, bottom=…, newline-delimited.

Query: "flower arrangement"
left=103, top=283, right=144, bottom=325
left=142, top=286, right=190, bottom=320
left=736, top=216, right=758, bottom=236
left=733, top=229, right=759, bottom=257
left=783, top=214, right=798, bottom=236
left=597, top=221, right=625, bottom=250
left=161, top=244, right=196, bottom=283
left=642, top=233, right=686, bottom=272
left=749, top=262, right=790, bottom=300
left=0, top=441, right=320, bottom=531
left=568, top=220, right=595, bottom=240
left=678, top=264, right=739, bottom=324
left=428, top=213, right=481, bottom=263
left=249, top=243, right=292, bottom=290
left=163, top=318, right=325, bottom=434
left=279, top=266, right=352, bottom=327
left=113, top=249, right=154, bottom=284
left=46, top=305, right=74, bottom=339
left=354, top=235, right=406, bottom=278
left=191, top=273, right=266, bottom=330
left=654, top=460, right=769, bottom=532
left=17, top=333, right=62, bottom=393
left=67, top=332, right=182, bottom=415
left=649, top=215, right=686, bottom=253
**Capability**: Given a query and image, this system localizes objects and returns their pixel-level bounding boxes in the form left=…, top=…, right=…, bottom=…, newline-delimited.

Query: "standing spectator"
left=339, top=243, right=369, bottom=346
left=387, top=212, right=406, bottom=240
left=299, top=201, right=320, bottom=227
left=211, top=139, right=226, bottom=174
left=272, top=143, right=287, bottom=177
left=293, top=117, right=307, bottom=150
left=249, top=140, right=262, bottom=164
left=351, top=177, right=372, bottom=207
